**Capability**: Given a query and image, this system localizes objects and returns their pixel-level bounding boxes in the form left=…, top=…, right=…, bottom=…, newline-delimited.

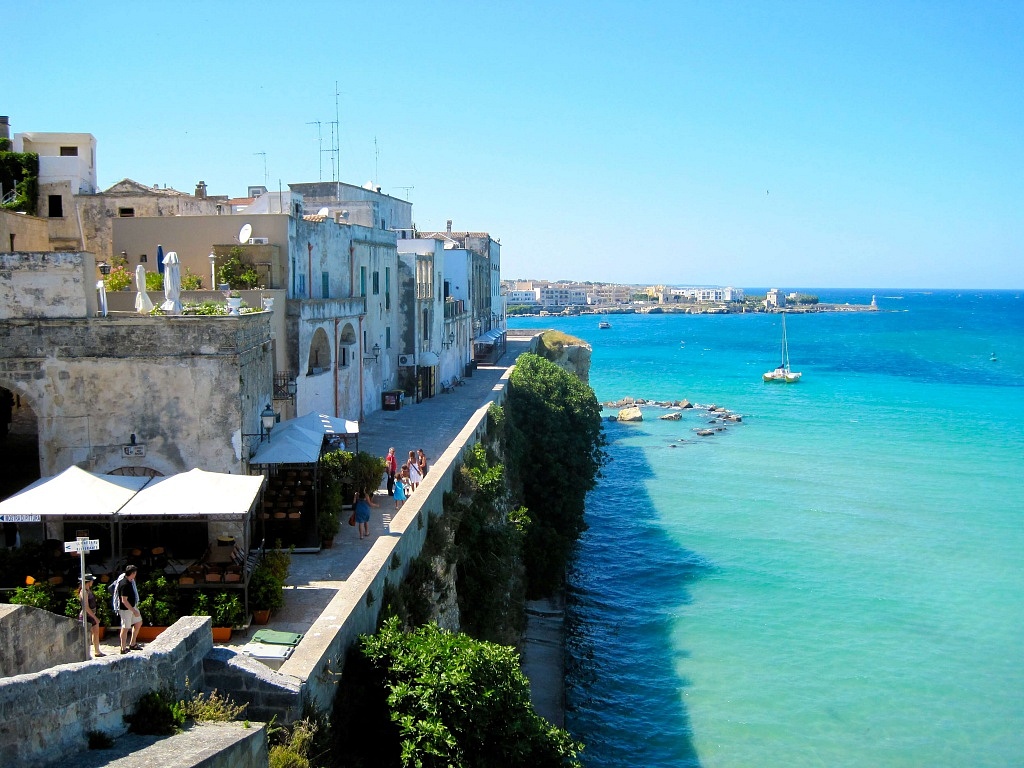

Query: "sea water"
left=509, top=291, right=1024, bottom=767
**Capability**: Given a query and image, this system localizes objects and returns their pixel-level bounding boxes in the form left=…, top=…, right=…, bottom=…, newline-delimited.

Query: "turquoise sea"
left=509, top=290, right=1024, bottom=767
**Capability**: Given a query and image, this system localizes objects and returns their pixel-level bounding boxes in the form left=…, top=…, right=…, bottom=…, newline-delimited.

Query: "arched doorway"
left=0, top=386, right=40, bottom=503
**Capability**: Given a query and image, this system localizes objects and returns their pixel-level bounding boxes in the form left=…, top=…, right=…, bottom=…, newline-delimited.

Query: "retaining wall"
left=0, top=616, right=211, bottom=767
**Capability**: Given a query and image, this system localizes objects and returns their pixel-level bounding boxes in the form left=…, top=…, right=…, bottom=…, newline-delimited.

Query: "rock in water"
left=618, top=405, right=643, bottom=422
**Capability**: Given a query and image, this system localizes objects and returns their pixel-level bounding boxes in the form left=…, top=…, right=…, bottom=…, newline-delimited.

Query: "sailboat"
left=763, top=313, right=802, bottom=383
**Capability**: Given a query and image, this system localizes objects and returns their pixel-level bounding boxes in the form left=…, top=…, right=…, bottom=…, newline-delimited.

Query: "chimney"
left=446, top=219, right=452, bottom=233
left=0, top=116, right=9, bottom=140
left=195, top=180, right=207, bottom=199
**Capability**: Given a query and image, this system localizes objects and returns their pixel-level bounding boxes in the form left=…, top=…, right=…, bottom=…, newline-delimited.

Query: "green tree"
left=504, top=353, right=606, bottom=598
left=332, top=617, right=582, bottom=767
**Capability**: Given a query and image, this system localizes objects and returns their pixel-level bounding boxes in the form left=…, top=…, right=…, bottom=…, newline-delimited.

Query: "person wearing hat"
left=78, top=573, right=104, bottom=658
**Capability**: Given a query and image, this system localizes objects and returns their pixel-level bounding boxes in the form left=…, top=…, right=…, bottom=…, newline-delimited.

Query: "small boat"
left=990, top=352, right=998, bottom=362
left=763, top=313, right=802, bottom=383
left=598, top=320, right=612, bottom=329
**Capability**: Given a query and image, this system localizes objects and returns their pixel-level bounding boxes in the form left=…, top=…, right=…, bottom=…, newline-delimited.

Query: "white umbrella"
left=134, top=265, right=154, bottom=314
left=161, top=251, right=181, bottom=315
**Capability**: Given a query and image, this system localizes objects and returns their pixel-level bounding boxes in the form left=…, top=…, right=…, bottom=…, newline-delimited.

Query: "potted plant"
left=211, top=592, right=245, bottom=640
left=318, top=508, right=341, bottom=548
left=136, top=574, right=182, bottom=641
left=10, top=581, right=60, bottom=614
left=249, top=564, right=284, bottom=625
left=226, top=291, right=243, bottom=313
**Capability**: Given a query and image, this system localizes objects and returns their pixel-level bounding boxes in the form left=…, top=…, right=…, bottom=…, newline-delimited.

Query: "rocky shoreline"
left=603, top=397, right=743, bottom=436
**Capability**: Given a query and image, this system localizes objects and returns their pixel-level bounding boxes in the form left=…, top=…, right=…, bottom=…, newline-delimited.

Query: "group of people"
left=76, top=564, right=145, bottom=658
left=384, top=447, right=429, bottom=510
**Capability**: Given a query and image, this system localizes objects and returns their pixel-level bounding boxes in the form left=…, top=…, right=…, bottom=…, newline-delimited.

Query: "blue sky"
left=7, top=1, right=1022, bottom=288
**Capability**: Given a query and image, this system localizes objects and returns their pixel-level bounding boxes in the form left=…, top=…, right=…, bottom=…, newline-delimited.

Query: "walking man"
left=116, top=564, right=144, bottom=653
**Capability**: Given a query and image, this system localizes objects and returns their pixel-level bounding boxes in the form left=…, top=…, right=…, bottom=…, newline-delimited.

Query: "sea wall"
left=0, top=604, right=85, bottom=677
left=0, top=616, right=211, bottom=767
left=285, top=371, right=511, bottom=713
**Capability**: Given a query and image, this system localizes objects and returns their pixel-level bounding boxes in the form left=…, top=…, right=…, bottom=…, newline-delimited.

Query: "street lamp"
left=364, top=343, right=382, bottom=362
left=442, top=331, right=455, bottom=349
left=208, top=252, right=217, bottom=290
left=243, top=403, right=279, bottom=453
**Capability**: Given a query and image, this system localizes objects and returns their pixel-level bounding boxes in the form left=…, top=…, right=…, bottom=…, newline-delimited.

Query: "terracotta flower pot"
left=136, top=626, right=167, bottom=642
left=212, top=626, right=232, bottom=642
left=252, top=609, right=271, bottom=625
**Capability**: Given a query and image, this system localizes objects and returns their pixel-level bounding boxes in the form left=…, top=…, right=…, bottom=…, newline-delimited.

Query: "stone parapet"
left=0, top=616, right=212, bottom=767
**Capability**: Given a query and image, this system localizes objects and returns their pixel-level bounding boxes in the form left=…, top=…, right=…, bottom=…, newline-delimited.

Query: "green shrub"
left=145, top=271, right=163, bottom=291
left=104, top=265, right=132, bottom=292
left=9, top=582, right=59, bottom=613
left=125, top=689, right=185, bottom=735
left=179, top=678, right=247, bottom=722
left=504, top=353, right=607, bottom=598
left=333, top=617, right=583, bottom=767
left=180, top=268, right=203, bottom=290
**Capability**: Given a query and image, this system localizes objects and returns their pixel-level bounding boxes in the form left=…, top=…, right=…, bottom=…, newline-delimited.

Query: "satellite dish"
left=238, top=223, right=252, bottom=243
left=316, top=207, right=329, bottom=217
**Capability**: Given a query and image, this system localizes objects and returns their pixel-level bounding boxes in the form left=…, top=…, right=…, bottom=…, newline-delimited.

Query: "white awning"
left=474, top=329, right=505, bottom=345
left=0, top=465, right=151, bottom=518
left=249, top=411, right=359, bottom=465
left=418, top=351, right=440, bottom=366
left=118, top=468, right=265, bottom=519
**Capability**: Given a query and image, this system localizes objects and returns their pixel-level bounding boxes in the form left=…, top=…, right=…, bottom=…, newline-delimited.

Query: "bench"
left=451, top=374, right=466, bottom=387
left=440, top=379, right=454, bottom=393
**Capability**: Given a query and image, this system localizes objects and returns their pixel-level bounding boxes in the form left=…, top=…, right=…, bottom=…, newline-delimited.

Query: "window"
left=139, top=254, right=147, bottom=263
left=360, top=267, right=366, bottom=297
left=307, top=328, right=332, bottom=375
left=386, top=327, right=391, bottom=349
left=118, top=208, right=135, bottom=217
left=322, top=271, right=330, bottom=299
left=298, top=274, right=306, bottom=296
left=59, top=146, right=78, bottom=157
left=373, top=271, right=380, bottom=295
left=422, top=308, right=430, bottom=340
left=48, top=195, right=63, bottom=218
left=385, top=267, right=391, bottom=310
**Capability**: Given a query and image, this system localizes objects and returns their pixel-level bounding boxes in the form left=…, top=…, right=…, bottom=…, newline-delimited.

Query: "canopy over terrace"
left=0, top=466, right=151, bottom=579
left=117, top=468, right=265, bottom=559
left=248, top=411, right=359, bottom=466
left=247, top=412, right=357, bottom=550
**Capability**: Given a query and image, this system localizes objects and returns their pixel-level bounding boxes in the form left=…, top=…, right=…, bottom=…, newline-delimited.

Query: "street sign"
left=64, top=539, right=100, bottom=553
left=0, top=514, right=41, bottom=522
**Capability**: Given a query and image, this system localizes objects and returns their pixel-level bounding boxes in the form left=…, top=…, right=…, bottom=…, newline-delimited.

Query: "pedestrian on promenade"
left=353, top=489, right=378, bottom=539
left=417, top=448, right=429, bottom=479
left=393, top=470, right=407, bottom=510
left=407, top=450, right=422, bottom=491
left=78, top=573, right=104, bottom=658
left=114, top=564, right=144, bottom=653
left=385, top=447, right=398, bottom=496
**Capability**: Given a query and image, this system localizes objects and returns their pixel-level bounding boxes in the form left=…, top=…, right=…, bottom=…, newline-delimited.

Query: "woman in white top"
left=407, top=450, right=422, bottom=490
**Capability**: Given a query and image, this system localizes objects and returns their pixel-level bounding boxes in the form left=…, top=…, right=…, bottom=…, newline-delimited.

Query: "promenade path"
left=98, top=334, right=571, bottom=720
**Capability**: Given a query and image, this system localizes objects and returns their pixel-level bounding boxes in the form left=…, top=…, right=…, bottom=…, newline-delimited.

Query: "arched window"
left=338, top=323, right=356, bottom=368
left=307, top=328, right=332, bottom=375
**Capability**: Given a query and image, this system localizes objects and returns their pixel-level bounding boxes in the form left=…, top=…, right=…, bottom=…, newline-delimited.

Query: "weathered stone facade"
left=0, top=252, right=274, bottom=476
left=0, top=604, right=86, bottom=677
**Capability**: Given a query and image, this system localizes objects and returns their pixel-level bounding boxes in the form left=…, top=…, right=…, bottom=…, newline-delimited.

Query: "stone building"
left=0, top=251, right=274, bottom=483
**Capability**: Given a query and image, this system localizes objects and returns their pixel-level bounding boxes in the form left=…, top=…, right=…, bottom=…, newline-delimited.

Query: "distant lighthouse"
left=870, top=295, right=878, bottom=310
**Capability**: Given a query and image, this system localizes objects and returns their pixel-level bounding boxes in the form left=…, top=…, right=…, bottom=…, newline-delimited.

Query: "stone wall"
left=0, top=251, right=97, bottom=319
left=0, top=616, right=212, bottom=767
left=286, top=369, right=510, bottom=714
left=0, top=604, right=85, bottom=677
left=0, top=309, right=273, bottom=476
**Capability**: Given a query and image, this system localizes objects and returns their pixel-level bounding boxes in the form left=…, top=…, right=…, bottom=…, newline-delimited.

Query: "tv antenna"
left=306, top=121, right=323, bottom=180
left=254, top=152, right=268, bottom=186
left=395, top=186, right=414, bottom=200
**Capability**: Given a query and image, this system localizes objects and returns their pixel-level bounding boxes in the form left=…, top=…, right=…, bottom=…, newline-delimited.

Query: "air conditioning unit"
left=398, top=354, right=414, bottom=366
left=248, top=237, right=269, bottom=245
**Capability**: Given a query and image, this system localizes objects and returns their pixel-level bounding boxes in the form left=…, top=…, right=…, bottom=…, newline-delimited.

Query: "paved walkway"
left=97, top=334, right=566, bottom=723
left=99, top=338, right=533, bottom=652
